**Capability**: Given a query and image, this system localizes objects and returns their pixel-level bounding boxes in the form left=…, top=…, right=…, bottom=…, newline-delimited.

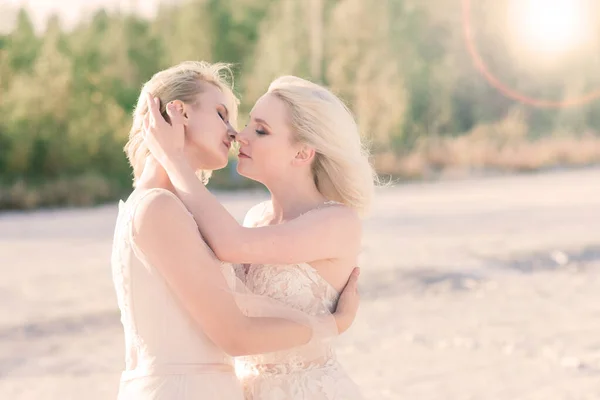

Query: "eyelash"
left=244, top=122, right=267, bottom=136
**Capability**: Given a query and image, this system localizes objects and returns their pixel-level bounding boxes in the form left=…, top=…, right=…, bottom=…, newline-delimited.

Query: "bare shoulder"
left=132, top=188, right=196, bottom=233
left=302, top=204, right=362, bottom=260
left=313, top=203, right=360, bottom=223
left=130, top=188, right=218, bottom=262
left=302, top=203, right=361, bottom=236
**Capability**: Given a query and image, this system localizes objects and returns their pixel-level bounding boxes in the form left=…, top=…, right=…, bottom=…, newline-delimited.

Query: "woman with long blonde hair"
left=143, top=75, right=374, bottom=399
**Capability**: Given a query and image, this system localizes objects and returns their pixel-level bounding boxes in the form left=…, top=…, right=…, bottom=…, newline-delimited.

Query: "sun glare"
left=509, top=0, right=590, bottom=55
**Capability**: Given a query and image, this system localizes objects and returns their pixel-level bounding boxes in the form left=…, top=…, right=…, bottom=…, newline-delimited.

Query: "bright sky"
left=2, top=0, right=160, bottom=31
left=508, top=0, right=592, bottom=57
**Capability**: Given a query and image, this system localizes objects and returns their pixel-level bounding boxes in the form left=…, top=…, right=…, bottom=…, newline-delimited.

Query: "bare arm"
left=168, top=156, right=360, bottom=264
left=142, top=97, right=362, bottom=265
left=131, top=189, right=358, bottom=356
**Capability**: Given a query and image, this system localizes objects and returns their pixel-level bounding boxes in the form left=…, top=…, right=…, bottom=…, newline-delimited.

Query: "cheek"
left=184, top=124, right=203, bottom=150
left=184, top=113, right=203, bottom=136
left=185, top=113, right=219, bottom=143
left=254, top=140, right=295, bottom=167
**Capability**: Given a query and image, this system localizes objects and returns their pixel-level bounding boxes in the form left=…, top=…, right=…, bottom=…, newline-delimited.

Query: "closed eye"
left=218, top=103, right=230, bottom=123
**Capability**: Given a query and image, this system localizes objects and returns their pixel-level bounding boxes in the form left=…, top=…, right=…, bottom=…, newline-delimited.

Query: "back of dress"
left=111, top=189, right=243, bottom=400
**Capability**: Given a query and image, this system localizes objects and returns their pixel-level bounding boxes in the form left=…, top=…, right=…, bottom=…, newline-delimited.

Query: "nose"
left=235, top=125, right=250, bottom=145
left=226, top=122, right=238, bottom=139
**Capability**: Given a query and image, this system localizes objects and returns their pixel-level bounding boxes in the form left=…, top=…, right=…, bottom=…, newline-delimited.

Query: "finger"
left=142, top=113, right=151, bottom=140
left=166, top=102, right=186, bottom=127
left=349, top=267, right=360, bottom=283
left=145, top=93, right=155, bottom=126
left=145, top=93, right=160, bottom=126
left=142, top=112, right=149, bottom=133
left=344, top=268, right=360, bottom=292
left=155, top=96, right=161, bottom=111
left=352, top=268, right=361, bottom=294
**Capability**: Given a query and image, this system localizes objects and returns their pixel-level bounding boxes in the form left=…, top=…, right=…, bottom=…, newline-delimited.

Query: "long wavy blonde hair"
left=267, top=76, right=377, bottom=216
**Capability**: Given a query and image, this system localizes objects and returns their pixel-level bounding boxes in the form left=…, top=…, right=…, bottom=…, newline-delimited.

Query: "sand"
left=1, top=167, right=599, bottom=399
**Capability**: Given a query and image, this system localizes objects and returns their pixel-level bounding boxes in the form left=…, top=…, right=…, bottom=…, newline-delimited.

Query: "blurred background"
left=0, top=0, right=599, bottom=209
left=1, top=1, right=600, bottom=399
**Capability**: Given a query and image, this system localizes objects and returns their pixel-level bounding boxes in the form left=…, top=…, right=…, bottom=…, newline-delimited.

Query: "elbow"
left=211, top=230, right=247, bottom=263
left=219, top=333, right=249, bottom=357
left=212, top=243, right=236, bottom=263
left=223, top=341, right=246, bottom=357
left=212, top=242, right=239, bottom=263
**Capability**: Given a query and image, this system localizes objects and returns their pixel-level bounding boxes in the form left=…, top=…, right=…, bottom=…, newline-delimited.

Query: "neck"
left=266, top=172, right=327, bottom=223
left=134, top=157, right=176, bottom=192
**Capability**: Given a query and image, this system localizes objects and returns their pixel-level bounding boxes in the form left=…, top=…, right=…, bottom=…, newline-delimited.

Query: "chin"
left=236, top=165, right=263, bottom=183
left=202, top=159, right=228, bottom=171
left=199, top=152, right=229, bottom=171
left=215, top=159, right=229, bottom=170
left=215, top=151, right=231, bottom=170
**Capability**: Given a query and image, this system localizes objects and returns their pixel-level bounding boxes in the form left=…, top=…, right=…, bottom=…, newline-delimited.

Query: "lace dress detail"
left=234, top=201, right=363, bottom=399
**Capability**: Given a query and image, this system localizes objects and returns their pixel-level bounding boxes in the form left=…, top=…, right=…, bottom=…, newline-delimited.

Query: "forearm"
left=165, top=155, right=243, bottom=258
left=235, top=317, right=312, bottom=356
left=235, top=313, right=343, bottom=356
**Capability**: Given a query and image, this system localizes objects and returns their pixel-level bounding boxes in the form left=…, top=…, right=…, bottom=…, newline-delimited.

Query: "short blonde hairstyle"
left=125, top=61, right=239, bottom=185
left=267, top=76, right=376, bottom=216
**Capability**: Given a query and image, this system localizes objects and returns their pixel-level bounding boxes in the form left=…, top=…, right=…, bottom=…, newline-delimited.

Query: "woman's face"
left=235, top=93, right=302, bottom=184
left=181, top=83, right=235, bottom=171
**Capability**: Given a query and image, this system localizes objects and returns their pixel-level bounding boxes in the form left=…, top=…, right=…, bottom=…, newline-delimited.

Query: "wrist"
left=162, top=151, right=189, bottom=175
left=162, top=153, right=197, bottom=189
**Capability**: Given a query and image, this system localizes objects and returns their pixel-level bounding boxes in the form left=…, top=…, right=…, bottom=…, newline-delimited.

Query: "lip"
left=238, top=150, right=251, bottom=159
left=223, top=141, right=231, bottom=150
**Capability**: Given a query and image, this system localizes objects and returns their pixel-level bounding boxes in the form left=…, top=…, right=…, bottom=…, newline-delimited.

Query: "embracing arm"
left=143, top=95, right=362, bottom=265
left=166, top=156, right=360, bottom=264
left=132, top=190, right=357, bottom=357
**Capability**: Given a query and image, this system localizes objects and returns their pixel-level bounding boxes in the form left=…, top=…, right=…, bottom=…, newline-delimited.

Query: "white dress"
left=111, top=189, right=244, bottom=399
left=234, top=203, right=363, bottom=400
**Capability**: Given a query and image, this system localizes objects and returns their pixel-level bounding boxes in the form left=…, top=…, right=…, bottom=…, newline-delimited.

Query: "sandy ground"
left=1, top=167, right=599, bottom=400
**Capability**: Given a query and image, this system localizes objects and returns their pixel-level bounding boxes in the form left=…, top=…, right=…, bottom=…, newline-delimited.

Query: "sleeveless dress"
left=234, top=202, right=363, bottom=400
left=111, top=189, right=244, bottom=400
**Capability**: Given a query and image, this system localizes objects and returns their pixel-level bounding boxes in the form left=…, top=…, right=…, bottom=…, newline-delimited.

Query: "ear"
left=292, top=145, right=316, bottom=166
left=169, top=99, right=190, bottom=125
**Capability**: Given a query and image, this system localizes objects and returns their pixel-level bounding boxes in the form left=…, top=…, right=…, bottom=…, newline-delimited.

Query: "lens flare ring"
left=461, top=0, right=600, bottom=109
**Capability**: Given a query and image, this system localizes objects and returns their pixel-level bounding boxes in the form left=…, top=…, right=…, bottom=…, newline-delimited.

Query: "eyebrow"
left=254, top=117, right=271, bottom=129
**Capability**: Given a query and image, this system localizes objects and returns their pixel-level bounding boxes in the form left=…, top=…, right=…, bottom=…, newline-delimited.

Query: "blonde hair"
left=125, top=61, right=239, bottom=185
left=267, top=76, right=376, bottom=216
